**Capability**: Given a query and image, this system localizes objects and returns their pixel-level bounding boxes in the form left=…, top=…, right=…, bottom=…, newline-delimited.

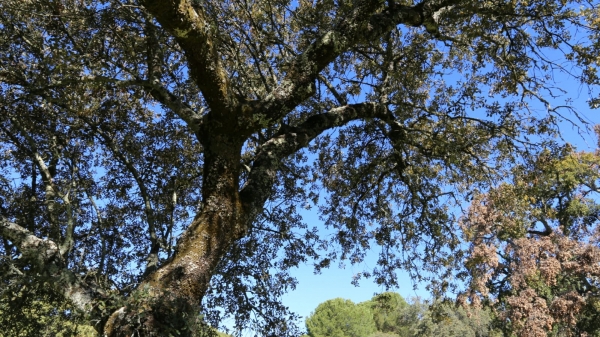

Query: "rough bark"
left=0, top=217, right=104, bottom=315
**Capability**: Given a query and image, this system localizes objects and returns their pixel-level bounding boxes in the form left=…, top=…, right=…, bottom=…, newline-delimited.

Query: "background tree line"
left=304, top=292, right=500, bottom=337
left=305, top=290, right=599, bottom=337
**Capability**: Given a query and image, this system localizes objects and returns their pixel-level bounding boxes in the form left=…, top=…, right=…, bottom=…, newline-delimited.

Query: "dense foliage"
left=369, top=292, right=410, bottom=335
left=0, top=0, right=599, bottom=335
left=0, top=280, right=97, bottom=337
left=305, top=293, right=500, bottom=337
left=306, top=298, right=377, bottom=337
left=460, top=131, right=600, bottom=337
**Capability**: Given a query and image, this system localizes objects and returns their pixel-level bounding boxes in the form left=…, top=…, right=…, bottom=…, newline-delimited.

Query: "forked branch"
left=141, top=0, right=233, bottom=114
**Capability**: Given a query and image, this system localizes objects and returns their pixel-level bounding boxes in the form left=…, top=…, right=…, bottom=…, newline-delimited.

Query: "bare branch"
left=143, top=79, right=204, bottom=134
left=318, top=74, right=347, bottom=106
left=0, top=216, right=60, bottom=266
left=528, top=218, right=553, bottom=236
left=59, top=160, right=78, bottom=257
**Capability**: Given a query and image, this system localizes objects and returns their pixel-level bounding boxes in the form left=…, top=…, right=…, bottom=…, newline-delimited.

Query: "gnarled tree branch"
left=0, top=216, right=60, bottom=266
left=240, top=102, right=390, bottom=216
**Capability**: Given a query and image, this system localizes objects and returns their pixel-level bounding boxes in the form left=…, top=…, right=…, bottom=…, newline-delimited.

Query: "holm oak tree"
left=0, top=0, right=599, bottom=336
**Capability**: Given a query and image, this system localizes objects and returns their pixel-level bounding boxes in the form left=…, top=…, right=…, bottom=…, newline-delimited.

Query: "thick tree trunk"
left=102, top=211, right=238, bottom=336
left=103, top=134, right=248, bottom=337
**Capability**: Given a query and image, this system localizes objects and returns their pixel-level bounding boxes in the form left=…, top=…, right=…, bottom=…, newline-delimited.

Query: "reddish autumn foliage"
left=459, top=139, right=600, bottom=337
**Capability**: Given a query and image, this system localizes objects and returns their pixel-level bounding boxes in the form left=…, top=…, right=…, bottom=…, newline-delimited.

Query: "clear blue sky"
left=281, top=208, right=431, bottom=318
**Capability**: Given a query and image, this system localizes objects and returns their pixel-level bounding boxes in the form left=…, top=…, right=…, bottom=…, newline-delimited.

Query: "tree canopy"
left=0, top=0, right=599, bottom=336
left=369, top=292, right=410, bottom=334
left=306, top=298, right=377, bottom=337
